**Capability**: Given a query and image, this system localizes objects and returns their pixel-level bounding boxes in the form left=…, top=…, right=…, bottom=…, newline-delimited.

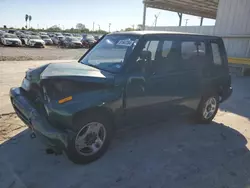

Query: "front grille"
left=34, top=43, right=43, bottom=47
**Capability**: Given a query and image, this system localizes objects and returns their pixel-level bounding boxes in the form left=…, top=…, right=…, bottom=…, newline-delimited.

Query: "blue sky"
left=0, top=0, right=215, bottom=31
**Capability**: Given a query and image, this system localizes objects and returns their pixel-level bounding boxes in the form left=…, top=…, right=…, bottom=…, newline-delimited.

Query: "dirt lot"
left=0, top=60, right=75, bottom=114
left=0, top=46, right=87, bottom=61
left=0, top=75, right=249, bottom=188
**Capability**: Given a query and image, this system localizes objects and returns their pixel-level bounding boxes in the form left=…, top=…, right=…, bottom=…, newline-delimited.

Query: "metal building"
left=142, top=0, right=250, bottom=71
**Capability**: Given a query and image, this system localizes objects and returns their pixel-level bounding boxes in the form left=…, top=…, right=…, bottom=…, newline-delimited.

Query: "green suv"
left=10, top=31, right=232, bottom=163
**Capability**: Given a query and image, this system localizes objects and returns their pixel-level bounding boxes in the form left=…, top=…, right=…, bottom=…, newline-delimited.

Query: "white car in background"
left=1, top=33, right=22, bottom=46
left=24, top=35, right=45, bottom=48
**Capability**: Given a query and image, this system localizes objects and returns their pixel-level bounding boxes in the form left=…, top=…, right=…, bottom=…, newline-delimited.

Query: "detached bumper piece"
left=10, top=87, right=68, bottom=151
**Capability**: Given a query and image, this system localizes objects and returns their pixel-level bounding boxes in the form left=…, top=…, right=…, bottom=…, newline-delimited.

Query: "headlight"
left=6, top=40, right=12, bottom=44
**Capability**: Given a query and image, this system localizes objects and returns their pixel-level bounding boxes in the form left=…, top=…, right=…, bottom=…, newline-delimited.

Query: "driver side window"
left=136, top=38, right=180, bottom=74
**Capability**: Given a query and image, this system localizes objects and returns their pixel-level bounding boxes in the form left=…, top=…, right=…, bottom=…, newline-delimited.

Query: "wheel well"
left=72, top=107, right=114, bottom=126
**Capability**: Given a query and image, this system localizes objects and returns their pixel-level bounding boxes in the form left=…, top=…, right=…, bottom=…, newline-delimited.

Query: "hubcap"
left=75, top=122, right=106, bottom=156
left=203, top=97, right=217, bottom=119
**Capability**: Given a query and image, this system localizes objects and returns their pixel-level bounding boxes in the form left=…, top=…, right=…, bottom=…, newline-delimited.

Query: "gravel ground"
left=0, top=77, right=249, bottom=188
left=0, top=46, right=87, bottom=61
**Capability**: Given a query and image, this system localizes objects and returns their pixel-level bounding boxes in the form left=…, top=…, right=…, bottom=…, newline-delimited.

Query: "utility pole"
left=131, top=24, right=135, bottom=30
left=98, top=24, right=100, bottom=31
left=108, top=23, right=111, bottom=32
left=154, top=12, right=160, bottom=27
left=200, top=17, right=204, bottom=26
left=93, top=22, right=95, bottom=31
left=142, top=3, right=147, bottom=30
left=185, top=19, right=189, bottom=26
left=177, top=12, right=182, bottom=26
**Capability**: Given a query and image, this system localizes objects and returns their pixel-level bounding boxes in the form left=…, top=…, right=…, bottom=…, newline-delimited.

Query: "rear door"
left=177, top=37, right=209, bottom=112
left=125, top=35, right=183, bottom=123
left=207, top=38, right=231, bottom=93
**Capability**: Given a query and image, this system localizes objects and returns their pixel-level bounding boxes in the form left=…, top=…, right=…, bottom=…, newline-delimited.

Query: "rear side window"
left=162, top=41, right=173, bottom=57
left=181, top=41, right=206, bottom=60
left=211, top=42, right=222, bottom=65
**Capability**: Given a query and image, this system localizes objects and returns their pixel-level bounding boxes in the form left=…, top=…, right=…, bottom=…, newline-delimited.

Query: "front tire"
left=196, top=94, right=219, bottom=124
left=66, top=113, right=114, bottom=164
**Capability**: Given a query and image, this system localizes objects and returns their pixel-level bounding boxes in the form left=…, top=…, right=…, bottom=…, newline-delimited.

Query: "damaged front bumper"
left=9, top=87, right=68, bottom=151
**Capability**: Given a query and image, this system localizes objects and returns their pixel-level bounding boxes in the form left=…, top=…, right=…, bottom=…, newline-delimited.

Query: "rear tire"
left=66, top=113, right=114, bottom=164
left=196, top=94, right=219, bottom=124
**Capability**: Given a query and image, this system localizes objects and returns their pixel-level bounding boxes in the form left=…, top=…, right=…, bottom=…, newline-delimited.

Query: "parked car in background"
left=81, top=34, right=96, bottom=48
left=63, top=33, right=73, bottom=37
left=94, top=35, right=103, bottom=41
left=73, top=33, right=82, bottom=41
left=48, top=33, right=54, bottom=38
left=40, top=35, right=53, bottom=45
left=7, top=29, right=16, bottom=34
left=39, top=32, right=48, bottom=36
left=51, top=35, right=65, bottom=45
left=1, top=33, right=22, bottom=46
left=18, top=33, right=28, bottom=45
left=14, top=31, right=24, bottom=38
left=55, top=33, right=63, bottom=37
left=24, top=35, right=45, bottom=47
left=0, top=30, right=6, bottom=44
left=73, top=33, right=81, bottom=37
left=63, top=37, right=82, bottom=48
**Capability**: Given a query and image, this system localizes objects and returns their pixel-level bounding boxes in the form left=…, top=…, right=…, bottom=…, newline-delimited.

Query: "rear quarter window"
left=211, top=42, right=223, bottom=65
left=181, top=41, right=206, bottom=60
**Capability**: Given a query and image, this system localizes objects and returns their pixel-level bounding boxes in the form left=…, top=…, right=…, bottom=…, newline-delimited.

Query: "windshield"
left=4, top=34, right=18, bottom=39
left=41, top=35, right=50, bottom=39
left=29, top=35, right=41, bottom=39
left=80, top=34, right=139, bottom=73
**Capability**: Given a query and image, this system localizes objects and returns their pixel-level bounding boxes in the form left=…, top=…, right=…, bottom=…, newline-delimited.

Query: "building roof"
left=143, top=0, right=219, bottom=19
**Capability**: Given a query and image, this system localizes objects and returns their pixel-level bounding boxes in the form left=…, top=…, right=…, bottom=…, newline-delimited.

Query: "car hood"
left=40, top=62, right=115, bottom=84
left=5, top=38, right=21, bottom=42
